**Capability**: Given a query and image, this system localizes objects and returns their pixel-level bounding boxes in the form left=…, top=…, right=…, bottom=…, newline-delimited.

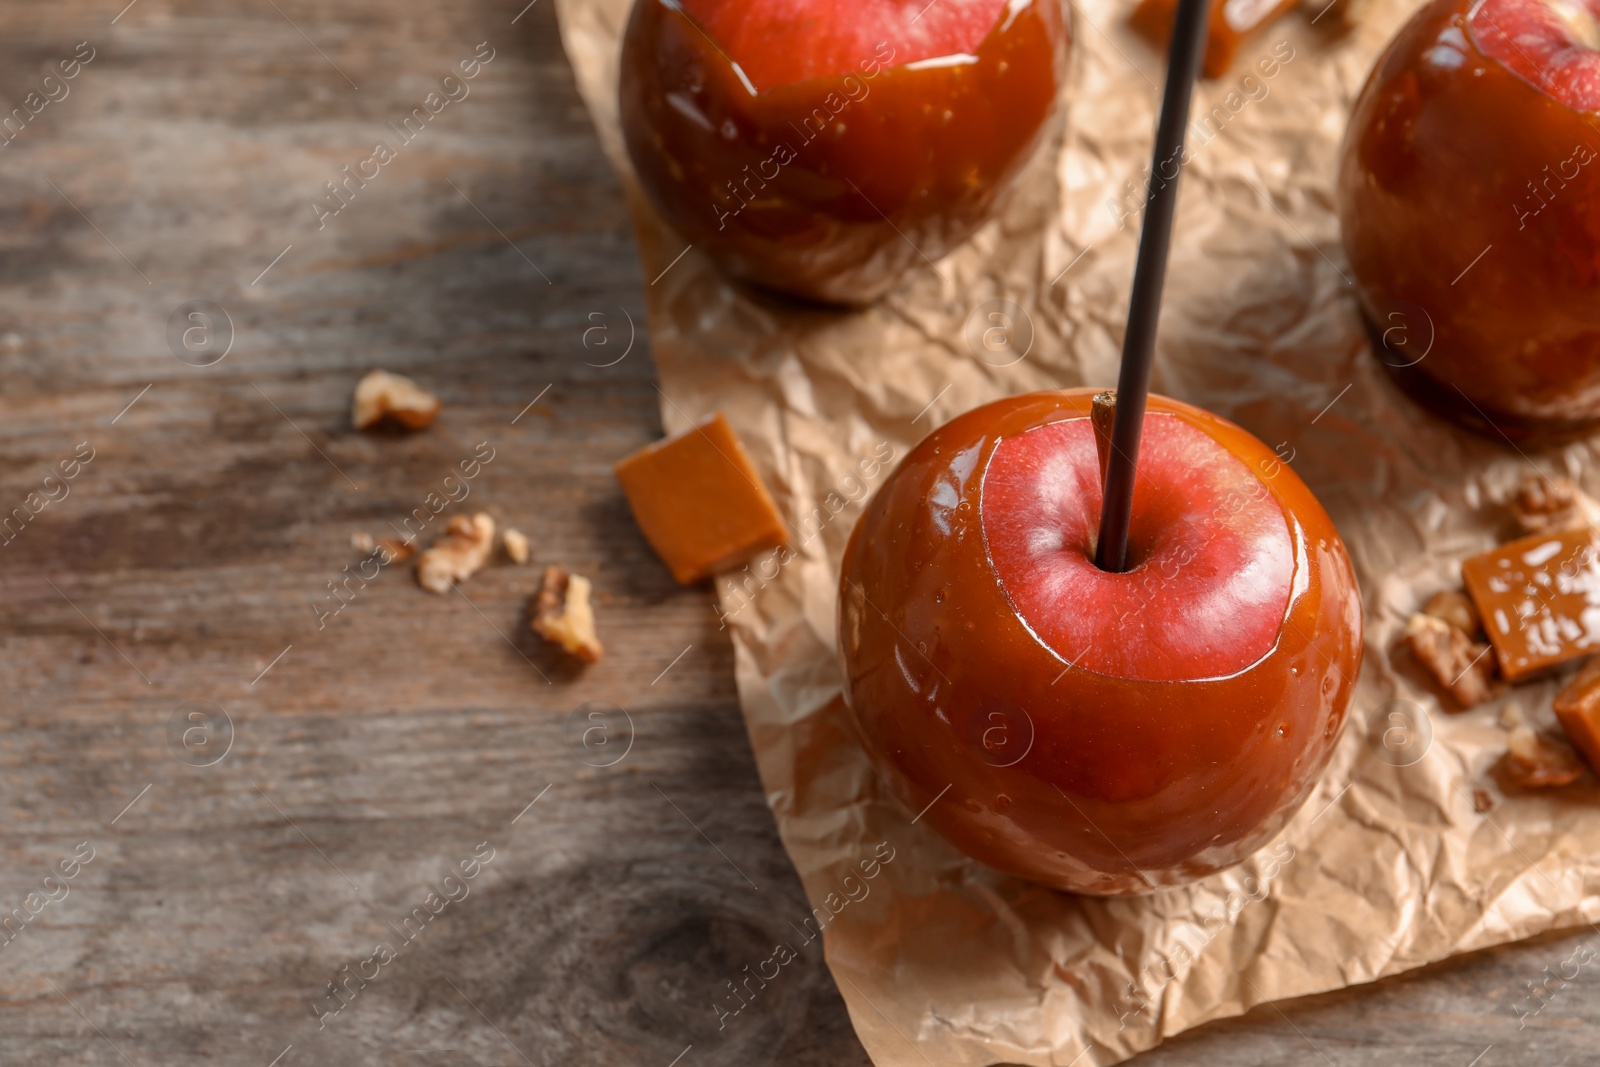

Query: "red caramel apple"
left=1338, top=0, right=1600, bottom=438
left=619, top=0, right=1071, bottom=305
left=837, top=389, right=1363, bottom=894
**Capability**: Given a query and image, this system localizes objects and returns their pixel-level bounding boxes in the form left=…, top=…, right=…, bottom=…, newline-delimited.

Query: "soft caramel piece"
left=614, top=412, right=787, bottom=585
left=1554, top=657, right=1600, bottom=774
left=352, top=369, right=440, bottom=431
left=1462, top=527, right=1600, bottom=680
left=1129, top=0, right=1298, bottom=79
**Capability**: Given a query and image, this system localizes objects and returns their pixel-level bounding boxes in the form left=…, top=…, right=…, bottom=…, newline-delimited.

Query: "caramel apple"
left=618, top=0, right=1071, bottom=305
left=837, top=390, right=1363, bottom=894
left=1338, top=0, right=1600, bottom=438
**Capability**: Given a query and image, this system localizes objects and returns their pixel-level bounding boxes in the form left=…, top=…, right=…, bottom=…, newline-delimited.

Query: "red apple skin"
left=837, top=390, right=1363, bottom=895
left=618, top=0, right=1071, bottom=306
left=1338, top=0, right=1600, bottom=438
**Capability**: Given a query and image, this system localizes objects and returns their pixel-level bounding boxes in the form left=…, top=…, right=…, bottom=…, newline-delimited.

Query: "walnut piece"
left=1499, top=701, right=1527, bottom=730
left=415, top=513, right=495, bottom=593
left=351, top=531, right=375, bottom=554
left=352, top=369, right=441, bottom=431
left=1403, top=613, right=1496, bottom=708
left=1473, top=788, right=1496, bottom=813
left=1510, top=473, right=1590, bottom=536
left=1553, top=656, right=1600, bottom=774
left=503, top=528, right=530, bottom=565
left=1423, top=589, right=1480, bottom=637
left=1505, top=725, right=1585, bottom=788
left=530, top=566, right=603, bottom=664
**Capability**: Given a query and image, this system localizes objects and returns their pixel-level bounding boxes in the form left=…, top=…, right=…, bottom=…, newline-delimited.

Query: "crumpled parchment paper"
left=554, top=0, right=1600, bottom=1062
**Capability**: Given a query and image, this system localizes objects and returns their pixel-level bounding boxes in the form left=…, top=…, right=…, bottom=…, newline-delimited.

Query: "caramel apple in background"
left=618, top=0, right=1071, bottom=305
left=1338, top=0, right=1600, bottom=439
left=836, top=390, right=1363, bottom=895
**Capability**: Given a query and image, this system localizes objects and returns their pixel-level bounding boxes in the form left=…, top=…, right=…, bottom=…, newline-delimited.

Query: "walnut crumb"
left=1505, top=726, right=1585, bottom=788
left=352, top=369, right=440, bottom=431
left=503, top=528, right=530, bottom=565
left=1403, top=612, right=1496, bottom=708
left=1473, top=788, right=1496, bottom=813
left=415, top=513, right=495, bottom=593
left=351, top=531, right=375, bottom=554
left=1499, top=701, right=1527, bottom=730
left=1510, top=473, right=1590, bottom=536
left=1423, top=589, right=1481, bottom=637
left=530, top=566, right=603, bottom=664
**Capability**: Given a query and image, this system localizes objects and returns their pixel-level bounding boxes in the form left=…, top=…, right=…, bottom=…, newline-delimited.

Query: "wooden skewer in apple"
left=836, top=0, right=1365, bottom=894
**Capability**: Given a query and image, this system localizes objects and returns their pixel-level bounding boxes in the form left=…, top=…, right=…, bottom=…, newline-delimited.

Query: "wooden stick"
left=1094, top=0, right=1212, bottom=573
left=1092, top=390, right=1116, bottom=493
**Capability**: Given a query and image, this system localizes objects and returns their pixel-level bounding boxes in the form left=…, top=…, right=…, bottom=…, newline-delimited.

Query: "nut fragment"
left=1499, top=701, right=1527, bottom=730
left=503, top=528, right=530, bottom=565
left=1510, top=473, right=1591, bottom=536
left=351, top=531, right=375, bottom=554
left=1402, top=612, right=1496, bottom=708
left=530, top=565, right=603, bottom=664
left=1473, top=788, right=1496, bottom=813
left=1504, top=725, right=1585, bottom=788
left=352, top=369, right=441, bottom=431
left=1423, top=589, right=1480, bottom=637
left=415, top=513, right=495, bottom=593
left=1553, top=656, right=1600, bottom=774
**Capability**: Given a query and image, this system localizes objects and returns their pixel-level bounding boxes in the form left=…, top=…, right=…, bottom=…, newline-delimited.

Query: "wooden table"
left=1, top=1, right=1595, bottom=1064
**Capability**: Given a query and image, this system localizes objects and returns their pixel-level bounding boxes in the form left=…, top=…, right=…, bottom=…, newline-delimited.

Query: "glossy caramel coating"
left=1338, top=0, right=1600, bottom=437
left=837, top=390, right=1363, bottom=895
left=618, top=0, right=1071, bottom=305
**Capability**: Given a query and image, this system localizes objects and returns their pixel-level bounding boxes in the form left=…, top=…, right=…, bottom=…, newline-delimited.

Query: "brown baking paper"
left=554, top=1, right=1600, bottom=1062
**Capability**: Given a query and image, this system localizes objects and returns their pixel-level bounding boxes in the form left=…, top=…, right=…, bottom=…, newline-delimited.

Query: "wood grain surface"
left=0, top=2, right=1595, bottom=1065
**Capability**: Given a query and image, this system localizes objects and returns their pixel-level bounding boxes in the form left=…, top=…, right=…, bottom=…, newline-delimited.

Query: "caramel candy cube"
left=1461, top=527, right=1600, bottom=681
left=615, top=412, right=787, bottom=585
left=1554, top=657, right=1600, bottom=774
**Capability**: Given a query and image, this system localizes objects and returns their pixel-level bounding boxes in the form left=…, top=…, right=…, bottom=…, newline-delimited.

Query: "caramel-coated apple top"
left=618, top=0, right=1070, bottom=304
left=1470, top=0, right=1600, bottom=109
left=1337, top=0, right=1600, bottom=432
left=837, top=390, right=1363, bottom=894
left=675, top=0, right=1011, bottom=90
left=982, top=412, right=1294, bottom=681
